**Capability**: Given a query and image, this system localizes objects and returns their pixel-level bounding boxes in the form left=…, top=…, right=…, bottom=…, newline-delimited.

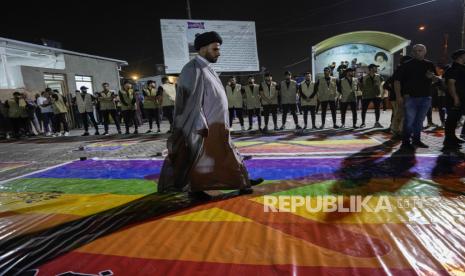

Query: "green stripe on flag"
left=1, top=178, right=157, bottom=195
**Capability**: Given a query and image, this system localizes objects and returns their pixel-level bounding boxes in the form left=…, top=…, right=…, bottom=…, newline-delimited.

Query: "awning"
left=313, top=31, right=411, bottom=55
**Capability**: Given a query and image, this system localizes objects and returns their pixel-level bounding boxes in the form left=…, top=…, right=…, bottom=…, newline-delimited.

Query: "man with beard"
left=158, top=31, right=263, bottom=199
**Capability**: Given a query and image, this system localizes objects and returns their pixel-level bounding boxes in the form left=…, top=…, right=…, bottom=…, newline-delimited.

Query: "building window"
left=75, top=75, right=94, bottom=94
left=44, top=74, right=65, bottom=81
left=44, top=73, right=66, bottom=95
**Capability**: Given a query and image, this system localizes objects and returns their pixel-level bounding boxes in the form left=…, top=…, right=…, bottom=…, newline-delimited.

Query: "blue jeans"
left=42, top=112, right=54, bottom=133
left=403, top=96, right=431, bottom=143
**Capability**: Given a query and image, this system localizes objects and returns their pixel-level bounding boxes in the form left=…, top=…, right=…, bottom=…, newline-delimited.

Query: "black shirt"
left=444, top=62, right=465, bottom=100
left=394, top=58, right=436, bottom=97
left=259, top=83, right=272, bottom=91
left=383, top=77, right=395, bottom=101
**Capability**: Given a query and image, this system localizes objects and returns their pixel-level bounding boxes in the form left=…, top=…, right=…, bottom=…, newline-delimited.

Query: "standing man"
left=143, top=80, right=161, bottom=133
left=279, top=71, right=301, bottom=130
left=359, top=64, right=384, bottom=128
left=395, top=44, right=438, bottom=149
left=37, top=91, right=54, bottom=136
left=225, top=76, right=245, bottom=131
left=443, top=49, right=465, bottom=148
left=50, top=90, right=69, bottom=136
left=337, top=61, right=347, bottom=79
left=97, top=82, right=122, bottom=135
left=299, top=72, right=317, bottom=129
left=158, top=31, right=262, bottom=199
left=158, top=77, right=176, bottom=133
left=260, top=73, right=279, bottom=131
left=5, top=92, right=28, bottom=138
left=75, top=86, right=99, bottom=136
left=338, top=68, right=358, bottom=128
left=314, top=67, right=339, bottom=129
left=119, top=81, right=138, bottom=134
left=242, top=75, right=262, bottom=131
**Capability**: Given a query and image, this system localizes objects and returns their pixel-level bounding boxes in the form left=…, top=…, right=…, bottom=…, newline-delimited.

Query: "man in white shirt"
left=37, top=91, right=54, bottom=136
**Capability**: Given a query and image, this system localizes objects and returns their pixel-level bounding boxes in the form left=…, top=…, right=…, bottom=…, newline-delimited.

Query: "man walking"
left=158, top=31, right=262, bottom=199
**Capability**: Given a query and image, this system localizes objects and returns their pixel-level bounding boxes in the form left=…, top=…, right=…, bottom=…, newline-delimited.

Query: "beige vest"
left=76, top=93, right=94, bottom=113
left=300, top=81, right=317, bottom=106
left=98, top=90, right=116, bottom=111
left=143, top=87, right=159, bottom=109
left=340, top=78, right=358, bottom=103
left=261, top=81, right=278, bottom=105
left=280, top=80, right=298, bottom=105
left=161, top=83, right=176, bottom=107
left=52, top=94, right=68, bottom=114
left=225, top=84, right=243, bottom=108
left=119, top=89, right=134, bottom=111
left=361, top=74, right=382, bottom=99
left=244, top=84, right=261, bottom=109
left=317, top=77, right=337, bottom=102
left=7, top=99, right=27, bottom=118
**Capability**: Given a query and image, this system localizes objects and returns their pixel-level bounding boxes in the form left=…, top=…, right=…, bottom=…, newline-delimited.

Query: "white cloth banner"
left=160, top=19, right=259, bottom=74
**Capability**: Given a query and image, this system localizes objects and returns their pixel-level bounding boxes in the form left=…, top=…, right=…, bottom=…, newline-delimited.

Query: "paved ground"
left=2, top=109, right=465, bottom=275
left=0, top=110, right=460, bottom=181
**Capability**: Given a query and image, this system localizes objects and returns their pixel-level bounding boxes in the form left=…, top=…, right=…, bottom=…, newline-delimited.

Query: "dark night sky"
left=0, top=0, right=461, bottom=79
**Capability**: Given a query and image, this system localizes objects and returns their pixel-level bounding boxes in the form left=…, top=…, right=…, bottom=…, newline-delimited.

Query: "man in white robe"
left=158, top=31, right=262, bottom=199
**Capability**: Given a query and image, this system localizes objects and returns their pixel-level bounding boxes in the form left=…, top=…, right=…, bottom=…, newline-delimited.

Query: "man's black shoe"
left=188, top=191, right=212, bottom=201
left=250, top=178, right=264, bottom=186
left=239, top=188, right=254, bottom=195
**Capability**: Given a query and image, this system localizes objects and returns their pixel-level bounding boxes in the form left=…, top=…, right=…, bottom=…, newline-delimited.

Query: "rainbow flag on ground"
left=1, top=153, right=464, bottom=275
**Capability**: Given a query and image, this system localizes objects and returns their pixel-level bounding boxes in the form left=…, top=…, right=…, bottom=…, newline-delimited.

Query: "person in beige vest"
left=158, top=77, right=176, bottom=133
left=50, top=89, right=69, bottom=136
left=74, top=86, right=99, bottom=136
left=242, top=75, right=262, bottom=130
left=314, top=67, right=339, bottom=129
left=143, top=80, right=161, bottom=133
left=4, top=92, right=28, bottom=138
left=260, top=73, right=279, bottom=131
left=359, top=64, right=384, bottom=128
left=225, top=76, right=245, bottom=130
left=299, top=72, right=318, bottom=129
left=337, top=68, right=358, bottom=128
left=119, top=80, right=138, bottom=134
left=279, top=71, right=302, bottom=130
left=97, top=82, right=122, bottom=135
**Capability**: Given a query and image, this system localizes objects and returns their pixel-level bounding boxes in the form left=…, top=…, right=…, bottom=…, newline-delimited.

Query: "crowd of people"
left=0, top=77, right=177, bottom=139
left=225, top=44, right=465, bottom=150
left=1, top=44, right=465, bottom=151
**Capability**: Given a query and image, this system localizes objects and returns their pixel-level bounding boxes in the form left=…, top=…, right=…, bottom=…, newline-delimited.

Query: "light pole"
left=186, top=0, right=192, bottom=19
left=462, top=0, right=465, bottom=47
